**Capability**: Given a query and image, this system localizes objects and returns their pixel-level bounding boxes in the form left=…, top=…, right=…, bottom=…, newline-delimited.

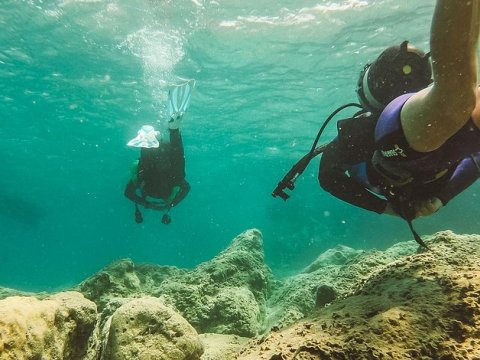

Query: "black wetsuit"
left=124, top=129, right=190, bottom=209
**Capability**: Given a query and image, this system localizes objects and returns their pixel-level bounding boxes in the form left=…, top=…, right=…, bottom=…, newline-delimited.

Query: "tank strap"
left=371, top=150, right=450, bottom=187
left=371, top=150, right=414, bottom=187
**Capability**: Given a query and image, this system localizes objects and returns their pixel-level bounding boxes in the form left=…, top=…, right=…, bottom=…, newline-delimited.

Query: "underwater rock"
left=198, top=333, right=250, bottom=360
left=302, top=244, right=364, bottom=273
left=0, top=286, right=39, bottom=300
left=204, top=287, right=262, bottom=336
left=315, top=284, right=337, bottom=308
left=77, top=229, right=271, bottom=337
left=237, top=231, right=480, bottom=359
left=76, top=259, right=186, bottom=310
left=0, top=291, right=96, bottom=360
left=156, top=229, right=270, bottom=337
left=2, top=230, right=480, bottom=359
left=264, top=237, right=419, bottom=330
left=0, top=193, right=45, bottom=226
left=98, top=297, right=203, bottom=360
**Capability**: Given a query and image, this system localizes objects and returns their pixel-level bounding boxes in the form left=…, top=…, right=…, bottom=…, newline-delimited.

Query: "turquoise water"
left=1, top=0, right=479, bottom=291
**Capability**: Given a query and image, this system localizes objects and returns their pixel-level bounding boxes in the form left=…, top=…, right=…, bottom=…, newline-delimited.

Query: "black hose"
left=272, top=103, right=363, bottom=200
left=309, top=103, right=363, bottom=153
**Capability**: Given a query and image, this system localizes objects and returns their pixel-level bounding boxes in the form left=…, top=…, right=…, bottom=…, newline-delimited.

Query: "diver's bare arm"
left=401, top=0, right=480, bottom=152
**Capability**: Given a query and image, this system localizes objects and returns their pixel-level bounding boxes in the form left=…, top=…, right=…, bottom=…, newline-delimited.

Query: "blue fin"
left=168, top=79, right=196, bottom=119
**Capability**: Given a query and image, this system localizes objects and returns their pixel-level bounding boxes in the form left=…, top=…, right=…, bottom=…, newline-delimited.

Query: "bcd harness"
left=272, top=103, right=438, bottom=249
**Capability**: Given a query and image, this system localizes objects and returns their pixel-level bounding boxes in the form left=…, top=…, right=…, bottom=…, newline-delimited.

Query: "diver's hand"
left=413, top=197, right=443, bottom=218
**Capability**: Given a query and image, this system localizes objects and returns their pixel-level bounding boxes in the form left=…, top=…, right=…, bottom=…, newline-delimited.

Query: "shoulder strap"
left=336, top=112, right=378, bottom=163
left=337, top=112, right=377, bottom=146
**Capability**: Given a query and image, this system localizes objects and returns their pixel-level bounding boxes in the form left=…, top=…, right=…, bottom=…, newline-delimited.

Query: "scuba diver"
left=319, top=40, right=480, bottom=220
left=124, top=79, right=195, bottom=224
left=273, top=1, right=480, bottom=248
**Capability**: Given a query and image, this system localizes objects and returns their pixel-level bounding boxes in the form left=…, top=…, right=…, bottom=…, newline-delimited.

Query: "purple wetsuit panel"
left=374, top=93, right=480, bottom=179
left=375, top=94, right=413, bottom=145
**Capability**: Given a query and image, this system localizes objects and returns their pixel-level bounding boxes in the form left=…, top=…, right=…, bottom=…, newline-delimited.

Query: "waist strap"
left=371, top=150, right=449, bottom=187
left=371, top=150, right=413, bottom=187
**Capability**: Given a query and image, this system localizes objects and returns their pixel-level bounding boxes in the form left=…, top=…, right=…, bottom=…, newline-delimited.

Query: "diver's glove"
left=388, top=197, right=442, bottom=220
left=413, top=197, right=443, bottom=218
left=168, top=114, right=183, bottom=130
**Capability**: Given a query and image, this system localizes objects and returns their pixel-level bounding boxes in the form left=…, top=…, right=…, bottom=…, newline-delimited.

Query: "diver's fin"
left=168, top=79, right=196, bottom=120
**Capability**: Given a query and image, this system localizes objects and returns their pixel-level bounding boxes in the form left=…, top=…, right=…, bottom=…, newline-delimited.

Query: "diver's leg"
left=169, top=129, right=186, bottom=181
left=171, top=180, right=190, bottom=207
left=401, top=0, right=480, bottom=152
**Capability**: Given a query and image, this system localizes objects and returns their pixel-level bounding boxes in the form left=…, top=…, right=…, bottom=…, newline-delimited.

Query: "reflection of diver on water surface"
left=124, top=80, right=194, bottom=225
left=0, top=193, right=45, bottom=226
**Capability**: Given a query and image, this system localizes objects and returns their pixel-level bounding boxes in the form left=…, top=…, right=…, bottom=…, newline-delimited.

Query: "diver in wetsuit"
left=318, top=1, right=480, bottom=221
left=124, top=80, right=194, bottom=224
left=124, top=124, right=190, bottom=224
